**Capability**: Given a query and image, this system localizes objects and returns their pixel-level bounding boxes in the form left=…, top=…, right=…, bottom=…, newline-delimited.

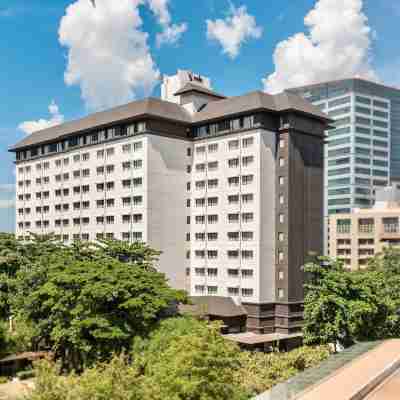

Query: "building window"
left=242, top=156, right=254, bottom=166
left=279, top=158, right=285, bottom=167
left=242, top=175, right=253, bottom=185
left=228, top=158, right=239, bottom=168
left=196, top=163, right=206, bottom=172
left=228, top=214, right=239, bottom=223
left=242, top=137, right=254, bottom=148
left=242, top=269, right=253, bottom=278
left=228, top=194, right=239, bottom=204
left=207, top=286, right=218, bottom=295
left=358, top=218, right=374, bottom=234
left=228, top=176, right=240, bottom=187
left=242, top=288, right=254, bottom=297
left=228, top=269, right=239, bottom=278
left=228, top=232, right=240, bottom=241
left=208, top=161, right=218, bottom=171
left=208, top=143, right=218, bottom=153
left=208, top=197, right=218, bottom=207
left=196, top=146, right=206, bottom=155
left=208, top=179, right=218, bottom=189
left=228, top=287, right=239, bottom=296
left=207, top=215, right=218, bottom=224
left=383, top=217, right=399, bottom=233
left=228, top=140, right=239, bottom=150
left=337, top=219, right=351, bottom=234
left=278, top=289, right=285, bottom=299
left=195, top=285, right=205, bottom=294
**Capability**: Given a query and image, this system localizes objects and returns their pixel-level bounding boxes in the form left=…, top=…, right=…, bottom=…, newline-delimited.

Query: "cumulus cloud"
left=18, top=101, right=64, bottom=135
left=263, top=0, right=377, bottom=93
left=147, top=0, right=187, bottom=46
left=156, top=22, right=187, bottom=47
left=58, top=0, right=186, bottom=110
left=206, top=4, right=262, bottom=59
left=59, top=0, right=161, bottom=111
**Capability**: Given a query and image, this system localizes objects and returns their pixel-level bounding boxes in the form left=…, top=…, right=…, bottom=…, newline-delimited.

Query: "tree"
left=13, top=241, right=185, bottom=371
left=303, top=256, right=400, bottom=348
left=135, top=317, right=249, bottom=400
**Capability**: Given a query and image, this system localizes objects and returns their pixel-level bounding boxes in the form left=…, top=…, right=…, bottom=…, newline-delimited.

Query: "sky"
left=0, top=0, right=398, bottom=232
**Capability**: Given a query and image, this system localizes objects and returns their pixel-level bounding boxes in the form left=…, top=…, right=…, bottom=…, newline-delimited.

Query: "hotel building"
left=11, top=71, right=329, bottom=333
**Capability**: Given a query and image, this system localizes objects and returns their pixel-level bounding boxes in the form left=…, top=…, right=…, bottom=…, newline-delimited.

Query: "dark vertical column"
left=275, top=128, right=324, bottom=333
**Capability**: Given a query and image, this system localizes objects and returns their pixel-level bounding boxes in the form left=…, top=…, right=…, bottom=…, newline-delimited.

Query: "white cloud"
left=18, top=101, right=64, bottom=135
left=58, top=0, right=186, bottom=110
left=156, top=22, right=187, bottom=47
left=147, top=0, right=187, bottom=46
left=59, top=0, right=161, bottom=111
left=263, top=0, right=377, bottom=93
left=206, top=4, right=262, bottom=59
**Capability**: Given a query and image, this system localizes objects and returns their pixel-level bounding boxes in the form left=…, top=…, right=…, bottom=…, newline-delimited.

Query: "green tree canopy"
left=303, top=255, right=400, bottom=348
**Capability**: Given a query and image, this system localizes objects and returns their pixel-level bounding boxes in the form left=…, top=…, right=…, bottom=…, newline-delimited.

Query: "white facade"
left=15, top=132, right=190, bottom=290
left=15, top=126, right=279, bottom=303
left=188, top=129, right=276, bottom=304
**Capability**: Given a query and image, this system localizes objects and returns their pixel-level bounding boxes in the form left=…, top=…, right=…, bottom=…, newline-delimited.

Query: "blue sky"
left=0, top=0, right=398, bottom=232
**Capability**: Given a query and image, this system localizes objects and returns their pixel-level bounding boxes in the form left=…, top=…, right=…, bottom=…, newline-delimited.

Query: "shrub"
left=235, top=346, right=331, bottom=396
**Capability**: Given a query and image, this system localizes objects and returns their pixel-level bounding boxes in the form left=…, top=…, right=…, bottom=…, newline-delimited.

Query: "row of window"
left=193, top=268, right=254, bottom=278
left=328, top=137, right=389, bottom=148
left=195, top=137, right=254, bottom=153
left=328, top=177, right=387, bottom=187
left=327, top=168, right=388, bottom=177
left=194, top=286, right=254, bottom=297
left=17, top=232, right=143, bottom=242
left=190, top=231, right=254, bottom=241
left=191, top=194, right=254, bottom=207
left=336, top=238, right=374, bottom=246
left=18, top=142, right=145, bottom=175
left=194, top=250, right=255, bottom=259
left=16, top=123, right=145, bottom=161
left=190, top=213, right=255, bottom=224
left=193, top=156, right=255, bottom=172
left=337, top=217, right=400, bottom=234
left=17, top=214, right=144, bottom=228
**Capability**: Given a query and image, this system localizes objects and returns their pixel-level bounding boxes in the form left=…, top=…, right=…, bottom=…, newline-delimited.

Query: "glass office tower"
left=289, top=79, right=400, bottom=254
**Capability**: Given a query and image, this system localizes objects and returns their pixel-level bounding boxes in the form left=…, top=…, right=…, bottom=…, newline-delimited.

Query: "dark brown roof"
left=174, top=82, right=226, bottom=99
left=180, top=296, right=247, bottom=318
left=192, top=91, right=329, bottom=123
left=10, top=98, right=192, bottom=151
left=11, top=91, right=329, bottom=151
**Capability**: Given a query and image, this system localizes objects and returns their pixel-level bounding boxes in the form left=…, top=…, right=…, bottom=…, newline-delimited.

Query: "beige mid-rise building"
left=329, top=186, right=400, bottom=269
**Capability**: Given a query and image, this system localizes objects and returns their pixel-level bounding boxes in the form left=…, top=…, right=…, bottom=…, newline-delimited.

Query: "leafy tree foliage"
left=235, top=345, right=330, bottom=395
left=136, top=317, right=249, bottom=400
left=303, top=255, right=400, bottom=348
left=0, top=234, right=185, bottom=370
left=28, top=318, right=330, bottom=400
